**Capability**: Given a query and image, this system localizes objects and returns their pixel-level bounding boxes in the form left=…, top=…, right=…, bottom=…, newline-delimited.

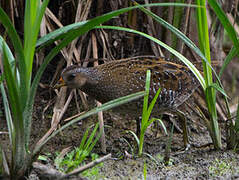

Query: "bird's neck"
left=80, top=68, right=112, bottom=103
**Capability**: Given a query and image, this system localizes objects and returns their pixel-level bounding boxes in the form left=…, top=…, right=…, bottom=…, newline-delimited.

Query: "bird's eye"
left=67, top=73, right=76, bottom=81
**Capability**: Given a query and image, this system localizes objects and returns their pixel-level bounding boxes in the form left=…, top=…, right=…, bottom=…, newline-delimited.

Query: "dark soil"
left=1, top=85, right=239, bottom=180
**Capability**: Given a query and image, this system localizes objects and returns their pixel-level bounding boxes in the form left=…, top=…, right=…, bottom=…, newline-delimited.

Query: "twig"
left=59, top=153, right=111, bottom=180
left=64, top=111, right=86, bottom=122
left=33, top=162, right=64, bottom=180
left=92, top=32, right=106, bottom=154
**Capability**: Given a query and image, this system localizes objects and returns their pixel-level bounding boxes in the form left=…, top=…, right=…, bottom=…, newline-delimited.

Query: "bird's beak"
left=54, top=77, right=66, bottom=89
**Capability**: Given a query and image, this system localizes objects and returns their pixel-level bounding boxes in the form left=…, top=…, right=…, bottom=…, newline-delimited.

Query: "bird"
left=55, top=56, right=200, bottom=146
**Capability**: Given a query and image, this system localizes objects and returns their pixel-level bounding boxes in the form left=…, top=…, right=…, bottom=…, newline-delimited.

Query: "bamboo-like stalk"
left=196, top=0, right=222, bottom=149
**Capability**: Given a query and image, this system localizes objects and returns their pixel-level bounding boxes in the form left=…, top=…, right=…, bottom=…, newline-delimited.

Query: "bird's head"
left=54, top=65, right=88, bottom=89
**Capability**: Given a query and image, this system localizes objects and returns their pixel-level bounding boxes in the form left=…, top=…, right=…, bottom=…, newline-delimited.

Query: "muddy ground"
left=1, top=87, right=239, bottom=180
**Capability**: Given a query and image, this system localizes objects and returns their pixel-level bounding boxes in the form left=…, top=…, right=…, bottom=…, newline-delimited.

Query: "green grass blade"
left=23, top=0, right=31, bottom=62
left=86, top=124, right=100, bottom=150
left=196, top=0, right=222, bottom=149
left=195, top=0, right=204, bottom=54
left=24, top=0, right=50, bottom=82
left=207, top=83, right=228, bottom=98
left=2, top=42, right=26, bottom=172
left=79, top=128, right=89, bottom=151
left=82, top=124, right=101, bottom=162
left=143, top=161, right=147, bottom=180
left=0, top=7, right=27, bottom=105
left=146, top=88, right=161, bottom=121
left=0, top=37, right=20, bottom=85
left=196, top=0, right=213, bottom=85
left=155, top=118, right=168, bottom=135
left=2, top=43, right=22, bottom=125
left=22, top=0, right=50, bottom=148
left=82, top=126, right=96, bottom=151
left=0, top=8, right=25, bottom=70
left=142, top=70, right=151, bottom=121
left=127, top=130, right=140, bottom=147
left=36, top=21, right=88, bottom=49
left=219, top=46, right=238, bottom=78
left=0, top=84, right=13, bottom=144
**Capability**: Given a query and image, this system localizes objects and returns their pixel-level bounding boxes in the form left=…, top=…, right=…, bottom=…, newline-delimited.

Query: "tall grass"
left=208, top=0, right=239, bottom=149
left=195, top=0, right=221, bottom=149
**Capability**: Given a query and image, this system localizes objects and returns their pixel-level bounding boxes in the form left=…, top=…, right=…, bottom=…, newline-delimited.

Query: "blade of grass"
left=139, top=70, right=161, bottom=156
left=82, top=124, right=99, bottom=151
left=145, top=88, right=161, bottom=121
left=164, top=125, right=174, bottom=165
left=79, top=128, right=90, bottom=151
left=0, top=37, right=20, bottom=84
left=0, top=84, right=13, bottom=144
left=2, top=43, right=22, bottom=128
left=142, top=70, right=151, bottom=123
left=80, top=124, right=101, bottom=163
left=24, top=0, right=50, bottom=84
left=151, top=118, right=168, bottom=135
left=196, top=0, right=221, bottom=149
left=127, top=130, right=140, bottom=147
left=143, top=161, right=147, bottom=180
left=0, top=7, right=27, bottom=107
left=219, top=45, right=238, bottom=78
left=2, top=42, right=26, bottom=172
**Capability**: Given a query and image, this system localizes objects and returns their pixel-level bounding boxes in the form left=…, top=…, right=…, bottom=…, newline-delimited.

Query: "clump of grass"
left=55, top=124, right=101, bottom=173
left=138, top=70, right=162, bottom=156
left=209, top=158, right=237, bottom=177
left=127, top=70, right=166, bottom=157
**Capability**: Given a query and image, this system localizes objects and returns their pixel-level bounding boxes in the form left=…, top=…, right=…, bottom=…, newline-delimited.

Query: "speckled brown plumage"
left=59, top=56, right=199, bottom=118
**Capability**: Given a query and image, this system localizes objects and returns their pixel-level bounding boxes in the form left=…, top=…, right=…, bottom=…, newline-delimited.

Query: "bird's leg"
left=174, top=110, right=190, bottom=150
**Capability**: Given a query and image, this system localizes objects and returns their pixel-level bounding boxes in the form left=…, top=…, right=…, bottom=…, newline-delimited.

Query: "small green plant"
left=127, top=70, right=166, bottom=157
left=209, top=158, right=233, bottom=177
left=127, top=70, right=167, bottom=156
left=55, top=124, right=101, bottom=173
left=138, top=70, right=162, bottom=156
